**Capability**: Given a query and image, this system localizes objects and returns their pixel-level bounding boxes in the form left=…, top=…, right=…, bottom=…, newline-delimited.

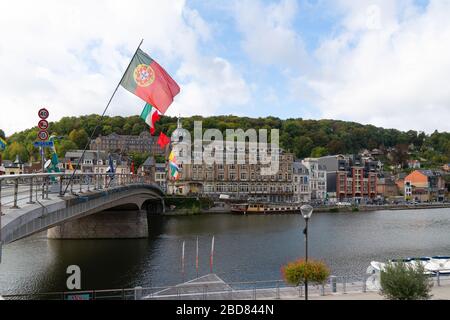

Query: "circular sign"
left=38, top=130, right=49, bottom=141
left=38, top=119, right=49, bottom=130
left=38, top=108, right=49, bottom=120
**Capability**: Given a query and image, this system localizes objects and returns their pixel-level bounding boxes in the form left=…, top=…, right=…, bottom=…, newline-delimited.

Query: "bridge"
left=0, top=172, right=165, bottom=259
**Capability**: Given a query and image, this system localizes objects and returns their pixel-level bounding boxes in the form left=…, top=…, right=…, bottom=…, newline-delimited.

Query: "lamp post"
left=301, top=204, right=313, bottom=300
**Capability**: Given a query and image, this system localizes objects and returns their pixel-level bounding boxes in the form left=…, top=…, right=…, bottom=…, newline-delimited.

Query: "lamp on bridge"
left=300, top=204, right=313, bottom=301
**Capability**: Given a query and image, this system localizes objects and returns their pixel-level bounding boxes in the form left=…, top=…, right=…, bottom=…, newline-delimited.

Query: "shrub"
left=281, top=259, right=330, bottom=286
left=380, top=262, right=433, bottom=300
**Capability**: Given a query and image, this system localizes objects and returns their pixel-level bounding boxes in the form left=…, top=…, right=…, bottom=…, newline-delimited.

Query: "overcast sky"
left=1, top=0, right=449, bottom=136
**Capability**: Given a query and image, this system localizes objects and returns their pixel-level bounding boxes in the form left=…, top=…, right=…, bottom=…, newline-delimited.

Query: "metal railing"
left=3, top=273, right=449, bottom=300
left=0, top=172, right=155, bottom=215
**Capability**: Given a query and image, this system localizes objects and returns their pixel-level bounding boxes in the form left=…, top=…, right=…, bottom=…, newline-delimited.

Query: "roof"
left=142, top=156, right=155, bottom=167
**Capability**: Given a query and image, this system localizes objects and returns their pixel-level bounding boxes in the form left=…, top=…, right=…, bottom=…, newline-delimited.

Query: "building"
left=301, top=158, right=327, bottom=202
left=443, top=163, right=450, bottom=172
left=404, top=170, right=446, bottom=202
left=318, top=154, right=378, bottom=204
left=1, top=156, right=25, bottom=175
left=376, top=172, right=399, bottom=200
left=90, top=131, right=164, bottom=156
left=407, top=159, right=421, bottom=169
left=155, top=163, right=167, bottom=192
left=166, top=119, right=294, bottom=203
left=138, top=156, right=167, bottom=192
left=292, top=162, right=310, bottom=203
left=63, top=150, right=130, bottom=175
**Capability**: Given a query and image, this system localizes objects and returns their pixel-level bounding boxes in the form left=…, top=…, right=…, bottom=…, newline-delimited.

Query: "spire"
left=177, top=114, right=182, bottom=129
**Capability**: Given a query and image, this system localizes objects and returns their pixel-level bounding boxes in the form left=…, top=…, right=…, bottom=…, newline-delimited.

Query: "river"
left=1, top=208, right=450, bottom=294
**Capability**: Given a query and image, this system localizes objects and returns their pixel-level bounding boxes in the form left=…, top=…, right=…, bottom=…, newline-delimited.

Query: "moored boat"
left=230, top=203, right=303, bottom=214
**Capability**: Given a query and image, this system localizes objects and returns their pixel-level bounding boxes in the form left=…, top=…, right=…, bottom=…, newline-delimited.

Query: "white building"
left=301, top=158, right=327, bottom=202
left=292, top=162, right=310, bottom=203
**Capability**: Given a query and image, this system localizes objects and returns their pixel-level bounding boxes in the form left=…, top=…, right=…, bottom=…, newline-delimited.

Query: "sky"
left=0, top=0, right=449, bottom=136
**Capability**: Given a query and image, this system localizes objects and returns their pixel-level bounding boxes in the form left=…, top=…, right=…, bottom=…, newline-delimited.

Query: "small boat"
left=230, top=203, right=303, bottom=214
left=366, top=255, right=450, bottom=289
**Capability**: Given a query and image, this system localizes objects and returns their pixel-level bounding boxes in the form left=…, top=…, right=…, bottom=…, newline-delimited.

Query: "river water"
left=1, top=208, right=450, bottom=294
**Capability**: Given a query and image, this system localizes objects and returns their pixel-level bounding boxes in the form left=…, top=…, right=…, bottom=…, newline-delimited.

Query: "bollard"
left=59, top=176, right=64, bottom=197
left=12, top=179, right=19, bottom=209
left=330, top=276, right=337, bottom=293
left=45, top=177, right=50, bottom=199
left=276, top=282, right=280, bottom=299
left=27, top=177, right=35, bottom=204
left=343, top=277, right=347, bottom=294
left=134, top=286, right=143, bottom=300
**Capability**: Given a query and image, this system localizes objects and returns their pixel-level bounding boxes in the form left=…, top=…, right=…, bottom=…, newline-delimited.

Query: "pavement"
left=144, top=274, right=450, bottom=300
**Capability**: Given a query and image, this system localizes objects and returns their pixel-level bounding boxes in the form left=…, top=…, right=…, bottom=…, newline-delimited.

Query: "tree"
left=311, top=146, right=328, bottom=158
left=3, top=141, right=29, bottom=162
left=281, top=259, right=330, bottom=286
left=380, top=262, right=432, bottom=300
left=69, top=128, right=89, bottom=149
left=56, top=139, right=78, bottom=158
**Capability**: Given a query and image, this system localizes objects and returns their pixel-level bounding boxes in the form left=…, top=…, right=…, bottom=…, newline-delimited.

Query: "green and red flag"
left=157, top=132, right=170, bottom=149
left=140, top=103, right=160, bottom=135
left=121, top=49, right=180, bottom=114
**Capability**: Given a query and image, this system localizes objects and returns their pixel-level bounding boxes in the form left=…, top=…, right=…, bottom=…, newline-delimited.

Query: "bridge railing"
left=0, top=172, right=154, bottom=214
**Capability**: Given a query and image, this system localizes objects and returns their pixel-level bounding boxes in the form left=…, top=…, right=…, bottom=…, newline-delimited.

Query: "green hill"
left=1, top=115, right=449, bottom=167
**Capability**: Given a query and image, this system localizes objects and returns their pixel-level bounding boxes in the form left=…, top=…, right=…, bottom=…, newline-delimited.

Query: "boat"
left=366, top=255, right=450, bottom=289
left=230, top=203, right=303, bottom=214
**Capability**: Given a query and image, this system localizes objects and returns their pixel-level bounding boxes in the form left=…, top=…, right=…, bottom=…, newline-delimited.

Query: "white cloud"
left=301, top=0, right=450, bottom=133
left=234, top=0, right=309, bottom=71
left=0, top=0, right=250, bottom=136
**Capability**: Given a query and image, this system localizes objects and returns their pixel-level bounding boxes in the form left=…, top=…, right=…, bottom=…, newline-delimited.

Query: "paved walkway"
left=144, top=274, right=450, bottom=300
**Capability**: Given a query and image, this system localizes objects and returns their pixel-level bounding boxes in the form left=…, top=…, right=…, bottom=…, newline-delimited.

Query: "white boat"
left=365, top=256, right=450, bottom=289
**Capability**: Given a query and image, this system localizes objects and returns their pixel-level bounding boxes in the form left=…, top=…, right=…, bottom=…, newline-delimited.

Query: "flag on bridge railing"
left=157, top=132, right=170, bottom=149
left=0, top=137, right=6, bottom=151
left=140, top=103, right=160, bottom=135
left=107, top=154, right=115, bottom=179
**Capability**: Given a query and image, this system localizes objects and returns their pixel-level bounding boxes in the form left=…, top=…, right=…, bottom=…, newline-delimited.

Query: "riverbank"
left=162, top=201, right=450, bottom=215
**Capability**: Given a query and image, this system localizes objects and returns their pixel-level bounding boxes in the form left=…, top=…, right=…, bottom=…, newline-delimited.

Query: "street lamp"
left=301, top=204, right=313, bottom=300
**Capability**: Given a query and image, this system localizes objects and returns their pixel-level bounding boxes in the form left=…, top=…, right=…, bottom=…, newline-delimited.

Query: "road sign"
left=33, top=141, right=54, bottom=148
left=38, top=108, right=49, bottom=120
left=38, top=119, right=49, bottom=130
left=38, top=130, right=49, bottom=141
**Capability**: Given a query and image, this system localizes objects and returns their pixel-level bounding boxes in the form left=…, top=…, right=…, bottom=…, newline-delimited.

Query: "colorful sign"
left=38, top=108, right=49, bottom=119
left=38, top=130, right=49, bottom=141
left=38, top=119, right=49, bottom=130
left=65, top=293, right=91, bottom=300
left=33, top=141, right=54, bottom=148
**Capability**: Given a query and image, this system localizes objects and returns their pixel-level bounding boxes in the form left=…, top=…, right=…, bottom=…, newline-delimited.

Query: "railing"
left=3, top=273, right=449, bottom=300
left=0, top=172, right=154, bottom=215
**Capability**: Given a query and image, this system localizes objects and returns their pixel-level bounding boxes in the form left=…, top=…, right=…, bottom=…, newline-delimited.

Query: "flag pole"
left=62, top=39, right=144, bottom=196
left=210, top=235, right=215, bottom=274
left=196, top=236, right=199, bottom=278
left=181, top=240, right=185, bottom=282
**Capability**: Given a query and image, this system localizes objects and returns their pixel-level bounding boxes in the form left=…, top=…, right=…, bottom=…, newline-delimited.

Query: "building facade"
left=301, top=158, right=327, bottom=202
left=292, top=162, right=310, bottom=203
left=166, top=120, right=294, bottom=203
left=63, top=150, right=130, bottom=175
left=90, top=131, right=164, bottom=156
left=404, top=170, right=446, bottom=202
left=318, top=154, right=378, bottom=204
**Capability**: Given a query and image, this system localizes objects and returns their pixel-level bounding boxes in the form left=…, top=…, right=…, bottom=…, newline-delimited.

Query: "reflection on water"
left=1, top=208, right=450, bottom=294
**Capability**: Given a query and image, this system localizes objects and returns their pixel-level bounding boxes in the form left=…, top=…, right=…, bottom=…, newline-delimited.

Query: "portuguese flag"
left=140, top=103, right=160, bottom=135
left=121, top=49, right=180, bottom=114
